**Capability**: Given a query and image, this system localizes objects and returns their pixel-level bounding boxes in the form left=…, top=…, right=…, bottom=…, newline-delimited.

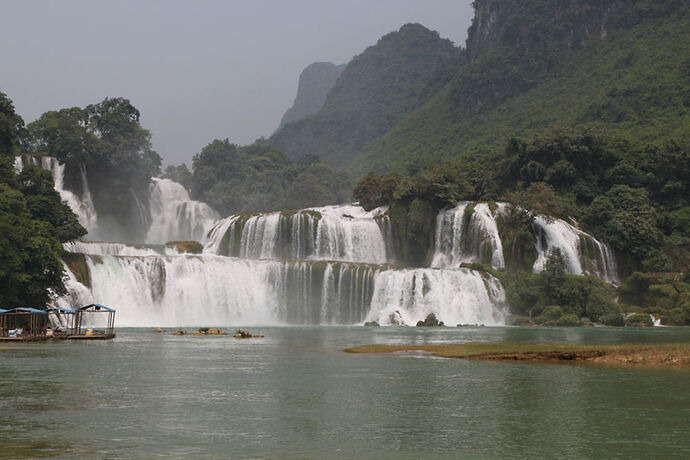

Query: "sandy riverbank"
left=344, top=343, right=690, bottom=368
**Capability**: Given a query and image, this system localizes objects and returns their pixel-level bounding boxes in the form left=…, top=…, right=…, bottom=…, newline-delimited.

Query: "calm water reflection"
left=1, top=326, right=689, bottom=458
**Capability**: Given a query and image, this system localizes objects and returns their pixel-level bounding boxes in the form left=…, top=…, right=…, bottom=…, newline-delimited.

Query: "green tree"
left=0, top=184, right=67, bottom=307
left=0, top=91, right=26, bottom=155
left=542, top=248, right=567, bottom=301
left=26, top=107, right=96, bottom=164
left=16, top=166, right=86, bottom=242
left=162, top=164, right=193, bottom=191
left=353, top=171, right=401, bottom=211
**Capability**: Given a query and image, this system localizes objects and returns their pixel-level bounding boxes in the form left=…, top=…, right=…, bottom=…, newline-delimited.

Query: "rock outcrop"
left=278, top=62, right=345, bottom=130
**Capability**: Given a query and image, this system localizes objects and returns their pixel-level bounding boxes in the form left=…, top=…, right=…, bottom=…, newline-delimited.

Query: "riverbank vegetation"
left=0, top=92, right=85, bottom=307
left=345, top=343, right=690, bottom=368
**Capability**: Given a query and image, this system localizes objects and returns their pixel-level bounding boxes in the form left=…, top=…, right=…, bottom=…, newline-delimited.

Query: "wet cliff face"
left=278, top=62, right=345, bottom=130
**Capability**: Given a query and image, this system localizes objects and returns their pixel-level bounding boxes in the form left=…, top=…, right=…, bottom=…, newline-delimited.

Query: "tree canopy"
left=0, top=92, right=85, bottom=307
left=189, top=140, right=348, bottom=215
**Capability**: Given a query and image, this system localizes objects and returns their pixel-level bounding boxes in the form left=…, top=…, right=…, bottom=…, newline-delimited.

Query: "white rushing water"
left=432, top=202, right=504, bottom=269
left=57, top=251, right=506, bottom=327
left=431, top=202, right=618, bottom=282
left=146, top=178, right=219, bottom=244
left=366, top=268, right=508, bottom=327
left=532, top=216, right=618, bottom=283
left=63, top=241, right=164, bottom=257
left=16, top=156, right=99, bottom=235
left=205, top=204, right=390, bottom=264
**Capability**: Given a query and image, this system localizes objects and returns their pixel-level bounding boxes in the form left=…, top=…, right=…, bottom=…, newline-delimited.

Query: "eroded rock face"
left=278, top=62, right=345, bottom=129
left=416, top=313, right=444, bottom=327
left=165, top=241, right=203, bottom=254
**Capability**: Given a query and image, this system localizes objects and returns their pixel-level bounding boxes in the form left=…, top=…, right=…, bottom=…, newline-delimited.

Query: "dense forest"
left=27, top=97, right=162, bottom=239
left=0, top=92, right=85, bottom=306
left=177, top=140, right=348, bottom=215
left=355, top=0, right=689, bottom=175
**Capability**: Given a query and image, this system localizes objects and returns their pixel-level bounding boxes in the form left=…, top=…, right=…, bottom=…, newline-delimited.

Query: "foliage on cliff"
left=268, top=23, right=460, bottom=166
left=0, top=92, right=85, bottom=307
left=355, top=129, right=689, bottom=273
left=189, top=140, right=348, bottom=215
left=352, top=0, right=689, bottom=174
left=26, top=97, right=162, bottom=237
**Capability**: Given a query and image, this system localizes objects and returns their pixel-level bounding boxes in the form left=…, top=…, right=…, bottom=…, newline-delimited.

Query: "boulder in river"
left=416, top=313, right=444, bottom=327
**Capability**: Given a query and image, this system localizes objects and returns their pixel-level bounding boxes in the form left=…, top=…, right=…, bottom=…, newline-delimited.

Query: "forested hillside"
left=267, top=23, right=460, bottom=166
left=353, top=0, right=689, bottom=174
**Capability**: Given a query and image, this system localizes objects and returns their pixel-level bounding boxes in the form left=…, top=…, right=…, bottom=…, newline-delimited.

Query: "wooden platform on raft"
left=66, top=333, right=116, bottom=340
left=0, top=335, right=49, bottom=342
left=0, top=333, right=116, bottom=342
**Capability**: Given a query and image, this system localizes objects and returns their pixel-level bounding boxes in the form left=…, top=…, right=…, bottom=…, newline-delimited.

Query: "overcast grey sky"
left=1, top=0, right=474, bottom=165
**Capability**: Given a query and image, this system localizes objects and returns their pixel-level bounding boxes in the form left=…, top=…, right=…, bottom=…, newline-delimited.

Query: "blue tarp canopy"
left=4, top=307, right=48, bottom=315
left=76, top=303, right=116, bottom=313
left=0, top=309, right=10, bottom=314
left=46, top=307, right=76, bottom=314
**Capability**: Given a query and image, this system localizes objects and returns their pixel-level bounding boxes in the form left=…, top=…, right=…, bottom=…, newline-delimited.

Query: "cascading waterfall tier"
left=431, top=202, right=618, bottom=282
left=15, top=155, right=99, bottom=235
left=205, top=204, right=392, bottom=264
left=146, top=178, right=219, bottom=244
left=58, top=253, right=380, bottom=326
left=57, top=245, right=507, bottom=327
left=63, top=241, right=164, bottom=257
left=531, top=215, right=618, bottom=283
left=432, top=202, right=505, bottom=269
left=365, top=268, right=507, bottom=326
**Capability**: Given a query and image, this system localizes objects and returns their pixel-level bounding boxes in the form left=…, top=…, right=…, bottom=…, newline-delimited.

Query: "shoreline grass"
left=344, top=343, right=690, bottom=368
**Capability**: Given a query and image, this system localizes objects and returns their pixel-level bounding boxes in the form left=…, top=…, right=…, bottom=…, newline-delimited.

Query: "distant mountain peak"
left=278, top=62, right=345, bottom=131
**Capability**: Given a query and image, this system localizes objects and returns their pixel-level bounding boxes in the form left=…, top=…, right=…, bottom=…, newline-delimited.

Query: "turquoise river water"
left=1, top=326, right=689, bottom=459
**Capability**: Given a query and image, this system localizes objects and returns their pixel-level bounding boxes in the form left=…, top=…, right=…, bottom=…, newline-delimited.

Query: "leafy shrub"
left=534, top=306, right=564, bottom=324
left=555, top=314, right=582, bottom=327
left=600, top=313, right=625, bottom=327
left=661, top=305, right=690, bottom=326
left=625, top=313, right=653, bottom=327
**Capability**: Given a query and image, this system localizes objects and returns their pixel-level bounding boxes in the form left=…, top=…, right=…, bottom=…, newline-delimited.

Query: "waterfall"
left=146, top=178, right=219, bottom=244
left=13, top=156, right=23, bottom=174
left=365, top=268, right=507, bottom=326
left=63, top=241, right=164, bottom=257
left=57, top=253, right=383, bottom=326
left=431, top=202, right=504, bottom=269
left=532, top=216, right=618, bottom=282
left=431, top=201, right=618, bottom=282
left=15, top=155, right=99, bottom=235
left=205, top=204, right=390, bottom=264
left=57, top=246, right=508, bottom=327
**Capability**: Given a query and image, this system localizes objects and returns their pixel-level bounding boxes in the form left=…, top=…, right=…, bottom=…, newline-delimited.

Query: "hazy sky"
left=1, top=0, right=474, bottom=165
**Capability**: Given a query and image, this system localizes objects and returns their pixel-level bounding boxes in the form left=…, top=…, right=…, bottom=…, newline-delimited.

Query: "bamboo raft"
left=0, top=304, right=116, bottom=342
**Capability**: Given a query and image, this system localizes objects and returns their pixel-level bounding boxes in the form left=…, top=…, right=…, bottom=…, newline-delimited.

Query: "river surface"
left=1, top=326, right=689, bottom=459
